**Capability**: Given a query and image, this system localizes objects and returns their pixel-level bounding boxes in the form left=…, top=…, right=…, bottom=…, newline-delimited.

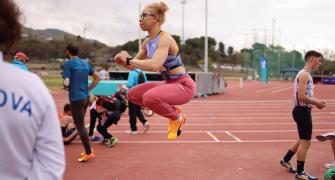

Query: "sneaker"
left=126, top=130, right=138, bottom=135
left=168, top=107, right=182, bottom=132
left=104, top=137, right=119, bottom=147
left=295, top=171, right=318, bottom=180
left=101, top=139, right=109, bottom=145
left=143, top=121, right=150, bottom=132
left=89, top=135, right=103, bottom=142
left=167, top=114, right=186, bottom=140
left=77, top=149, right=95, bottom=162
left=80, top=148, right=94, bottom=156
left=280, top=159, right=296, bottom=173
left=325, top=161, right=335, bottom=169
left=316, top=132, right=335, bottom=141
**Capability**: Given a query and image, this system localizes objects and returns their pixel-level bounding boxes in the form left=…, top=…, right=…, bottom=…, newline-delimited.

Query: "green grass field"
left=41, top=76, right=63, bottom=92
left=41, top=75, right=95, bottom=92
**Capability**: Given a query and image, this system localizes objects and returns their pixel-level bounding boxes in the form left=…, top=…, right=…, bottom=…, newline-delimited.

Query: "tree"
left=227, top=46, right=234, bottom=56
left=218, top=42, right=226, bottom=57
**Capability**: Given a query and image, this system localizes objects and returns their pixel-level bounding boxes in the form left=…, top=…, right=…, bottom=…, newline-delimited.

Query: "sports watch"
left=126, top=56, right=133, bottom=65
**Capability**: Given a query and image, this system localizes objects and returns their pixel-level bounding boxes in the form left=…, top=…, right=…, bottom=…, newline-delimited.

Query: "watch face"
left=127, top=56, right=133, bottom=61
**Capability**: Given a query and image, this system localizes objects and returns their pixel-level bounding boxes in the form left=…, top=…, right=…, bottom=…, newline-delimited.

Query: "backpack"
left=134, top=69, right=145, bottom=84
left=113, top=92, right=127, bottom=113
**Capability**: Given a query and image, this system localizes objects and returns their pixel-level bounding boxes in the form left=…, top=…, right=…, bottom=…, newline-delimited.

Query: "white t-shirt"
left=293, top=69, right=314, bottom=107
left=98, top=69, right=108, bottom=79
left=0, top=52, right=65, bottom=180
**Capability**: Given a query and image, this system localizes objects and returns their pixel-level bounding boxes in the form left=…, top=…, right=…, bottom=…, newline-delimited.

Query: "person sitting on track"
left=317, top=131, right=335, bottom=169
left=88, top=95, right=121, bottom=147
left=59, top=103, right=78, bottom=145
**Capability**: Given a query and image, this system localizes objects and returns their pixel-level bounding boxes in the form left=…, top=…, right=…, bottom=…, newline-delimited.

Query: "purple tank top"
left=146, top=31, right=186, bottom=80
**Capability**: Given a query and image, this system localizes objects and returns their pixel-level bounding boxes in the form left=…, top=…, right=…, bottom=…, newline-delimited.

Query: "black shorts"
left=61, top=126, right=76, bottom=137
left=292, top=106, right=312, bottom=140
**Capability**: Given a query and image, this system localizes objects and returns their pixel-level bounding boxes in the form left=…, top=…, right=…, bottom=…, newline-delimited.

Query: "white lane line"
left=206, top=131, right=220, bottom=142
left=256, top=84, right=289, bottom=93
left=189, top=100, right=335, bottom=103
left=106, top=129, right=335, bottom=133
left=191, top=100, right=291, bottom=103
left=72, top=139, right=321, bottom=144
left=115, top=122, right=335, bottom=126
left=237, top=140, right=321, bottom=143
left=271, top=87, right=293, bottom=94
left=145, top=116, right=335, bottom=120
left=168, top=112, right=332, bottom=115
left=55, top=99, right=335, bottom=103
left=225, top=131, right=242, bottom=142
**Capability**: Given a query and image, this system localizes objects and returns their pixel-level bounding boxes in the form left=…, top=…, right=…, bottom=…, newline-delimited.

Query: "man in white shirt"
left=0, top=0, right=65, bottom=179
left=98, top=68, right=109, bottom=80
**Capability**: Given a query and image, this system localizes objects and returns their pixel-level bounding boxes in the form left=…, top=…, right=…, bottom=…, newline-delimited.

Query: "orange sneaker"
left=78, top=149, right=95, bottom=162
left=168, top=108, right=186, bottom=140
left=168, top=107, right=182, bottom=132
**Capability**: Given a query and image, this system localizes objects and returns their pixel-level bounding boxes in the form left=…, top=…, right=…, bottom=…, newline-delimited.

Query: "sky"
left=14, top=0, right=335, bottom=52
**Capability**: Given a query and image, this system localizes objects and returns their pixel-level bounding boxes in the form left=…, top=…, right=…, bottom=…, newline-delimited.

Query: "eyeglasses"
left=139, top=13, right=156, bottom=20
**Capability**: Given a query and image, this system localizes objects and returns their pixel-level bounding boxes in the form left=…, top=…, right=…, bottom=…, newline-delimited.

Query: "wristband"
left=126, top=56, right=133, bottom=65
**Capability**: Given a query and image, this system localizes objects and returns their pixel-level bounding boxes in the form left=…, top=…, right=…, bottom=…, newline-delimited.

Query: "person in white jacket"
left=0, top=0, right=65, bottom=179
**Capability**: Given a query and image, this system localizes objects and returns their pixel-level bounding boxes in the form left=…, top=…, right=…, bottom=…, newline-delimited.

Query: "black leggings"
left=293, top=106, right=312, bottom=140
left=128, top=101, right=147, bottom=131
left=71, top=98, right=91, bottom=154
left=97, top=111, right=121, bottom=139
left=89, top=99, right=121, bottom=136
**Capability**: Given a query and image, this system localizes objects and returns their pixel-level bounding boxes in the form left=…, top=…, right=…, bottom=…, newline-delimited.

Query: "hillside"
left=22, top=26, right=105, bottom=45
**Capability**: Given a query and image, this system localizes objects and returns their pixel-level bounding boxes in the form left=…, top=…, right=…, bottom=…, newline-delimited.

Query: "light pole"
left=272, top=19, right=275, bottom=47
left=277, top=50, right=281, bottom=78
left=252, top=28, right=267, bottom=45
left=83, top=27, right=87, bottom=38
left=291, top=44, right=295, bottom=69
left=204, top=0, right=208, bottom=73
left=181, top=0, right=186, bottom=45
left=292, top=49, right=295, bottom=69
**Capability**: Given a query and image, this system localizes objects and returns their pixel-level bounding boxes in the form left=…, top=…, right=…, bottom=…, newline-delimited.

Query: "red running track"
left=52, top=80, right=335, bottom=180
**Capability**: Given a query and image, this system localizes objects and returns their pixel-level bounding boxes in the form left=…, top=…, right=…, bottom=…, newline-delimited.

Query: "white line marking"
left=225, top=131, right=242, bottom=142
left=55, top=99, right=335, bottom=103
left=71, top=139, right=321, bottom=144
left=115, top=121, right=335, bottom=126
left=206, top=131, right=220, bottom=142
left=145, top=116, right=335, bottom=120
left=188, top=100, right=335, bottom=103
left=168, top=112, right=333, bottom=115
left=256, top=84, right=289, bottom=93
left=271, top=87, right=293, bottom=94
left=106, top=129, right=335, bottom=133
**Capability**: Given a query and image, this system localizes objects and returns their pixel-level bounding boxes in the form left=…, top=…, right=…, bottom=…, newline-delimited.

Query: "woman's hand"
left=114, top=51, right=129, bottom=66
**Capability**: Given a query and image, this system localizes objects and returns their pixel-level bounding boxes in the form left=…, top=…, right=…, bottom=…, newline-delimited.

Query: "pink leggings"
left=127, top=75, right=196, bottom=120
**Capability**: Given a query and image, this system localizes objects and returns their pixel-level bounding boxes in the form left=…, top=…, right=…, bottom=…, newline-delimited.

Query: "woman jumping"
left=114, top=1, right=196, bottom=140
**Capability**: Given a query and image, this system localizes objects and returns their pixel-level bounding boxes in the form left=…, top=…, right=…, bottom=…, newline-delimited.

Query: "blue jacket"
left=126, top=69, right=147, bottom=89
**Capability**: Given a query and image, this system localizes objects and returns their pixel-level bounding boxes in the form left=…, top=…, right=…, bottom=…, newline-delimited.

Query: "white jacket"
left=0, top=52, right=65, bottom=180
